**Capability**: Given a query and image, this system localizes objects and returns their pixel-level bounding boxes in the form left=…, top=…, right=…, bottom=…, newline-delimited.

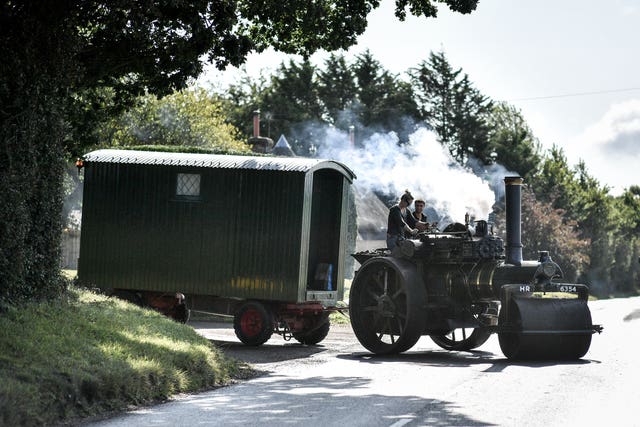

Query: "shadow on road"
left=208, top=338, right=327, bottom=364
left=623, top=308, right=640, bottom=321
left=338, top=350, right=598, bottom=373
left=111, top=374, right=497, bottom=427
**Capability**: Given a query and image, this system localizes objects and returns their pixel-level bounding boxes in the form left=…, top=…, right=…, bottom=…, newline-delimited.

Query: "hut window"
left=176, top=173, right=201, bottom=197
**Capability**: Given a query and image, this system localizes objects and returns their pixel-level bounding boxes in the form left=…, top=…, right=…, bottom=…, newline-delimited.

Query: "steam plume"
left=317, top=127, right=497, bottom=224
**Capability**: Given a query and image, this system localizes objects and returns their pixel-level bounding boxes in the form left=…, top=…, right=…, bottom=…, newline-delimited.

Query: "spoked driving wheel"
left=430, top=304, right=494, bottom=351
left=350, top=257, right=426, bottom=355
left=430, top=326, right=492, bottom=351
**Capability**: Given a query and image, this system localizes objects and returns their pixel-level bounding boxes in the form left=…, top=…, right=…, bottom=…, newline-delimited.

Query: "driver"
left=387, top=190, right=419, bottom=250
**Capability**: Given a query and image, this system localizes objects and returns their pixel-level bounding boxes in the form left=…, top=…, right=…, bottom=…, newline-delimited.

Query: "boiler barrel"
left=463, top=261, right=540, bottom=300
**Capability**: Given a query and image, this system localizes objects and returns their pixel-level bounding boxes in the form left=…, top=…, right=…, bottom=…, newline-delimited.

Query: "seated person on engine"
left=387, top=190, right=419, bottom=249
left=405, top=198, right=430, bottom=237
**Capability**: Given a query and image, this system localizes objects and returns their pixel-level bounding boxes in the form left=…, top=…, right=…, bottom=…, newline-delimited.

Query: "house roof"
left=272, top=134, right=295, bottom=157
left=83, top=149, right=356, bottom=181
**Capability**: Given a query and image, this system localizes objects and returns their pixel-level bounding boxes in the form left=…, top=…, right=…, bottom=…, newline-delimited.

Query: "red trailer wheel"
left=234, top=301, right=274, bottom=346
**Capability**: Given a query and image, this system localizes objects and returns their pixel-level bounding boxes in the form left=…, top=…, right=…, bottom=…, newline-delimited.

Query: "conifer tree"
left=411, top=50, right=492, bottom=164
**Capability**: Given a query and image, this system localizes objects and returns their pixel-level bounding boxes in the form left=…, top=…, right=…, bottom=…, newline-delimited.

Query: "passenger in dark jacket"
left=405, top=198, right=430, bottom=237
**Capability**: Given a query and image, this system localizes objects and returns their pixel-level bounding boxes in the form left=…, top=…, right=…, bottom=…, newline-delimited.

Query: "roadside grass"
left=0, top=285, right=251, bottom=427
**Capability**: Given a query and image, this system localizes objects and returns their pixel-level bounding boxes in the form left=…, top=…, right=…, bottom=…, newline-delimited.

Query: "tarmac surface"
left=89, top=296, right=640, bottom=427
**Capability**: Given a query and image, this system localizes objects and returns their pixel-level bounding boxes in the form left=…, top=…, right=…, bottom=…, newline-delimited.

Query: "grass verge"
left=0, top=286, right=251, bottom=426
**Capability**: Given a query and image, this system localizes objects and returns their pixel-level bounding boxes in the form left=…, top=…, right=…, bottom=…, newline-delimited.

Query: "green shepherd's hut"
left=78, top=149, right=355, bottom=345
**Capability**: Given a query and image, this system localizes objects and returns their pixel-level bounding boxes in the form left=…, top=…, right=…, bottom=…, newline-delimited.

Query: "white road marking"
left=388, top=418, right=413, bottom=427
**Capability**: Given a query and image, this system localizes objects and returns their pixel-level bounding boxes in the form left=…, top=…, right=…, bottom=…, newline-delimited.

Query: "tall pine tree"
left=487, top=102, right=542, bottom=179
left=353, top=50, right=419, bottom=142
left=411, top=50, right=492, bottom=164
left=260, top=59, right=324, bottom=153
left=317, top=53, right=358, bottom=128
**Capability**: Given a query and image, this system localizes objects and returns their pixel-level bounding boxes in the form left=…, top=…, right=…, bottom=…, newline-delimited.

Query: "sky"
left=200, top=0, right=640, bottom=195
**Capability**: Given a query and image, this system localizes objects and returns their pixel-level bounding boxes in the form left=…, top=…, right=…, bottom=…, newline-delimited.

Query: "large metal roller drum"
left=498, top=295, right=593, bottom=360
left=349, top=257, right=427, bottom=354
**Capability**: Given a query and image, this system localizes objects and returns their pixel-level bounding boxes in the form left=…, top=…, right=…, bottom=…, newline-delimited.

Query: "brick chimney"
left=247, top=110, right=274, bottom=153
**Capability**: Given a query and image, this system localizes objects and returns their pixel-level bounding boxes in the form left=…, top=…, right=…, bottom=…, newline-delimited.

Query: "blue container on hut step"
left=314, top=263, right=334, bottom=291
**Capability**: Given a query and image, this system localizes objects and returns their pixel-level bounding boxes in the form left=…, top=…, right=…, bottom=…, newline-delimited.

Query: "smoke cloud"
left=580, top=99, right=640, bottom=158
left=568, top=99, right=640, bottom=194
left=317, top=126, right=497, bottom=224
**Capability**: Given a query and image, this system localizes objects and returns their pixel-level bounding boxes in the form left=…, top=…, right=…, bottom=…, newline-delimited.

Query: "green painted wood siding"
left=80, top=163, right=306, bottom=301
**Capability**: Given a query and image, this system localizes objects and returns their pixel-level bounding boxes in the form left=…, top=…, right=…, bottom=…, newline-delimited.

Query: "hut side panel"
left=79, top=163, right=305, bottom=302
left=204, top=168, right=305, bottom=302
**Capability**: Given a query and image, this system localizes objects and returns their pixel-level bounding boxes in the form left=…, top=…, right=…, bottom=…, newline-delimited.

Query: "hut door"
left=307, top=170, right=343, bottom=291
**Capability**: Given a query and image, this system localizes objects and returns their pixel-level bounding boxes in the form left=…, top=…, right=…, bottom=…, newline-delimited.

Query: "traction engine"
left=349, top=177, right=602, bottom=359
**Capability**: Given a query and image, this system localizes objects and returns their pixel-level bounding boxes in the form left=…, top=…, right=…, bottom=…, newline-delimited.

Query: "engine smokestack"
left=504, top=176, right=523, bottom=265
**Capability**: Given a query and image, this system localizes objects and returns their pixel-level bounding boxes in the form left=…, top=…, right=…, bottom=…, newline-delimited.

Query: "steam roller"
left=349, top=177, right=602, bottom=360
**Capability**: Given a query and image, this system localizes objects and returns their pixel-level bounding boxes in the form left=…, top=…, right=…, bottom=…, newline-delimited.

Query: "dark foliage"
left=1, top=0, right=478, bottom=305
left=0, top=3, right=73, bottom=304
left=529, top=148, right=639, bottom=296
left=221, top=51, right=421, bottom=154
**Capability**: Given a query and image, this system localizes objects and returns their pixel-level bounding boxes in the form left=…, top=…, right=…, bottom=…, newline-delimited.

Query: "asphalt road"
left=89, top=297, right=640, bottom=427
